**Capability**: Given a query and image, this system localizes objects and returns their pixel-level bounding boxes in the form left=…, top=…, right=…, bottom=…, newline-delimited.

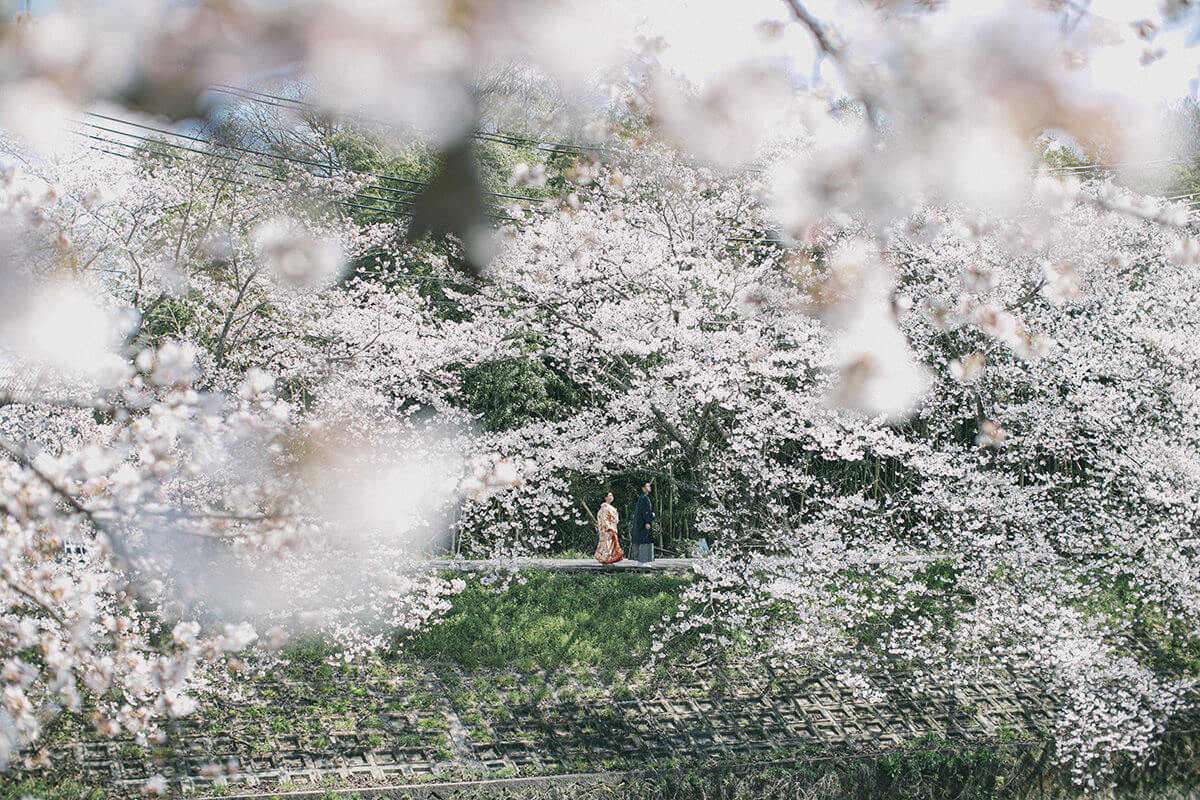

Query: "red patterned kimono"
left=594, top=502, right=624, bottom=564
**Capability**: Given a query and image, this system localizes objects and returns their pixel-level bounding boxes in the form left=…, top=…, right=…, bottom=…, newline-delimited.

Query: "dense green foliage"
left=405, top=571, right=694, bottom=670
left=1080, top=571, right=1200, bottom=680
left=454, top=357, right=586, bottom=432
left=1165, top=100, right=1200, bottom=200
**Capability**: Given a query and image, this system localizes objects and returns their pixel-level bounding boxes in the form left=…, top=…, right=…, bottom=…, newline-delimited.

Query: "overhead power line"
left=82, top=111, right=552, bottom=208
left=110, top=89, right=1200, bottom=216
left=78, top=120, right=430, bottom=205
left=72, top=127, right=550, bottom=224
left=210, top=82, right=1192, bottom=182
left=80, top=135, right=420, bottom=217
left=1043, top=156, right=1189, bottom=173
left=79, top=125, right=798, bottom=248
left=198, top=83, right=1200, bottom=196
left=207, top=83, right=611, bottom=155
left=84, top=139, right=422, bottom=219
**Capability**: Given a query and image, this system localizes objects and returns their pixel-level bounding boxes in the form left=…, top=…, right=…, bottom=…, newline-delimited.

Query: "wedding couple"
left=594, top=483, right=655, bottom=566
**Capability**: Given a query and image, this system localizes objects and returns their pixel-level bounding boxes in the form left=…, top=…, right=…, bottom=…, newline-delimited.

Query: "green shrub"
left=0, top=780, right=107, bottom=800
left=406, top=570, right=693, bottom=670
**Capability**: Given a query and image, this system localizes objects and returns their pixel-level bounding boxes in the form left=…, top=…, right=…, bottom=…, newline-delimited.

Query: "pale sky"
left=635, top=0, right=1200, bottom=104
left=8, top=0, right=1199, bottom=109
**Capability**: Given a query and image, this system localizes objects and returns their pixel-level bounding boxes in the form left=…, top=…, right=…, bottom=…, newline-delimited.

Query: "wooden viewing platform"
left=426, top=557, right=698, bottom=573
left=424, top=553, right=945, bottom=573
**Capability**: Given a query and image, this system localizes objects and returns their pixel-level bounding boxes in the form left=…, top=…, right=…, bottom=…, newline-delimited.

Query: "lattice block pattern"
left=22, top=657, right=1119, bottom=795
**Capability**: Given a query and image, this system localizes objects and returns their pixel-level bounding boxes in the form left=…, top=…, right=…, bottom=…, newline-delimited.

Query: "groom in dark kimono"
left=632, top=482, right=655, bottom=566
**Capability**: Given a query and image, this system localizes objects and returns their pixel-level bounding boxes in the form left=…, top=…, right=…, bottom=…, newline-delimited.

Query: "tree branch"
left=783, top=0, right=881, bottom=130
left=214, top=266, right=262, bottom=367
left=1006, top=278, right=1047, bottom=312
left=606, top=468, right=704, bottom=495
left=0, top=434, right=133, bottom=569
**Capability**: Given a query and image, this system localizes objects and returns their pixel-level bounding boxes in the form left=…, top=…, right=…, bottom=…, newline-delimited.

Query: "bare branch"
left=783, top=0, right=881, bottom=130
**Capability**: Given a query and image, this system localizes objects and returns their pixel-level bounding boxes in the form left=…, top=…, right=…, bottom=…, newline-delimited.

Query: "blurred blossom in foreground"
left=766, top=1, right=1182, bottom=238
left=305, top=0, right=475, bottom=141
left=0, top=279, right=131, bottom=387
left=821, top=241, right=928, bottom=419
left=253, top=217, right=345, bottom=291
left=307, top=428, right=464, bottom=550
left=0, top=0, right=640, bottom=155
left=648, top=63, right=801, bottom=167
left=128, top=418, right=468, bottom=627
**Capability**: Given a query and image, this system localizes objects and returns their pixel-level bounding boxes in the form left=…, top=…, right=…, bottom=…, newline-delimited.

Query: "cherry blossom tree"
left=0, top=0, right=1198, bottom=786
left=434, top=148, right=1200, bottom=780
left=0, top=139, right=490, bottom=764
